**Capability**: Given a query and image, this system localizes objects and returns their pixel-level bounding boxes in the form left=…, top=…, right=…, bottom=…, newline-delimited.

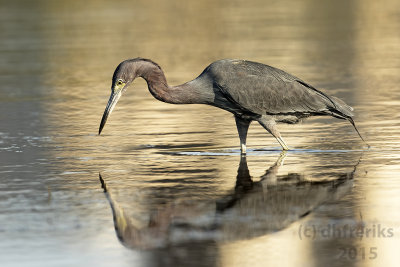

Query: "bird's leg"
left=235, top=116, right=251, bottom=154
left=258, top=117, right=289, bottom=150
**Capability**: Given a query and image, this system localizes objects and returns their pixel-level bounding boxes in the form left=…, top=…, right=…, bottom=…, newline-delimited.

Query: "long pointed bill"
left=99, top=90, right=122, bottom=135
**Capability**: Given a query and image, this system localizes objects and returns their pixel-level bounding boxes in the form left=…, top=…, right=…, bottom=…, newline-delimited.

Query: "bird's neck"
left=138, top=62, right=203, bottom=104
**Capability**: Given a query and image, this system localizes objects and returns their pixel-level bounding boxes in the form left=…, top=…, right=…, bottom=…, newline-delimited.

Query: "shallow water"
left=1, top=0, right=400, bottom=266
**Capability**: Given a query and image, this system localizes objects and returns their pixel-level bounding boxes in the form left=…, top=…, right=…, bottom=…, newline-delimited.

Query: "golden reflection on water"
left=352, top=2, right=400, bottom=267
left=1, top=0, right=400, bottom=266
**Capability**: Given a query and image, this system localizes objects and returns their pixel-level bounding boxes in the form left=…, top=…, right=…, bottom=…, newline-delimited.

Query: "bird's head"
left=98, top=60, right=139, bottom=135
left=98, top=58, right=164, bottom=135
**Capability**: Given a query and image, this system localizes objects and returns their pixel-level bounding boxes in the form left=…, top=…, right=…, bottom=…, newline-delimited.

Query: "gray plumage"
left=205, top=59, right=353, bottom=118
left=99, top=58, right=366, bottom=152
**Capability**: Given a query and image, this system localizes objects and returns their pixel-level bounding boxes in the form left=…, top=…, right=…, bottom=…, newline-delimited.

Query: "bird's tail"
left=347, top=117, right=369, bottom=147
left=330, top=96, right=354, bottom=117
left=326, top=96, right=368, bottom=147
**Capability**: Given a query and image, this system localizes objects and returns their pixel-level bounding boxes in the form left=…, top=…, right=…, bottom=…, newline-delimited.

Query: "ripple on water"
left=163, top=147, right=366, bottom=156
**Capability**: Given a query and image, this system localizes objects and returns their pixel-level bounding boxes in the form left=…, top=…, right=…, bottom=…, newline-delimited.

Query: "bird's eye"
left=117, top=79, right=124, bottom=86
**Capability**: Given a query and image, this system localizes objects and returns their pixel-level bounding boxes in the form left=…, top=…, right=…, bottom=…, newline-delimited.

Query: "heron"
left=99, top=58, right=365, bottom=153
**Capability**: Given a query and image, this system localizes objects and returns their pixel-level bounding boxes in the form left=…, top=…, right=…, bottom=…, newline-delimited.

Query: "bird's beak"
left=99, top=90, right=122, bottom=135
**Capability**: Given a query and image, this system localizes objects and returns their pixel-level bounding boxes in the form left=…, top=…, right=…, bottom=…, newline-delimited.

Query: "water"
left=1, top=0, right=400, bottom=266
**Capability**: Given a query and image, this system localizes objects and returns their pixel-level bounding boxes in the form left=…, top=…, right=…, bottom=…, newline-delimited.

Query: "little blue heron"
left=99, top=58, right=365, bottom=153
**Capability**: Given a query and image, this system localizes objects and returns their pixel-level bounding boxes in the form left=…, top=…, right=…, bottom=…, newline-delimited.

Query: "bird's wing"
left=213, top=61, right=344, bottom=116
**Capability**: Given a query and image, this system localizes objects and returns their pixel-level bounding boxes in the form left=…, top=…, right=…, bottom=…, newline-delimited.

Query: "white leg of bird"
left=235, top=116, right=251, bottom=154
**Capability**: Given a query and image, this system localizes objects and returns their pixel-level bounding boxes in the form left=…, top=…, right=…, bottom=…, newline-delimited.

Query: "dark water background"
left=1, top=0, right=400, bottom=266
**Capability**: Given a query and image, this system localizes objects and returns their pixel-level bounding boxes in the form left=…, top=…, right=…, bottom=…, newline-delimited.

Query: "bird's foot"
left=276, top=137, right=289, bottom=150
left=240, top=144, right=247, bottom=155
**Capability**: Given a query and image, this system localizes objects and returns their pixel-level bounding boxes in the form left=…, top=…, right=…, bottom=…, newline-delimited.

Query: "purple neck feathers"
left=136, top=60, right=202, bottom=104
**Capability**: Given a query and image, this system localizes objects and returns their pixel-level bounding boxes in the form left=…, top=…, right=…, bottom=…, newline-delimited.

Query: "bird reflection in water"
left=99, top=152, right=360, bottom=250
